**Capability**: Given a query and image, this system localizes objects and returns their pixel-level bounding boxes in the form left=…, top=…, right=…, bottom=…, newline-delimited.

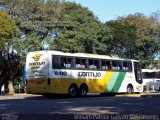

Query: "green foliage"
left=0, top=11, right=15, bottom=49
left=2, top=0, right=108, bottom=55
left=13, top=77, right=24, bottom=93
left=50, top=2, right=103, bottom=53
left=106, top=13, right=160, bottom=68
left=96, top=26, right=113, bottom=55
left=12, top=33, right=43, bottom=62
left=152, top=59, right=160, bottom=69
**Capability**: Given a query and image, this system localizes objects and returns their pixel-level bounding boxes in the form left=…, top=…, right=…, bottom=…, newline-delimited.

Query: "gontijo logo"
left=29, top=54, right=45, bottom=66
left=32, top=54, right=42, bottom=61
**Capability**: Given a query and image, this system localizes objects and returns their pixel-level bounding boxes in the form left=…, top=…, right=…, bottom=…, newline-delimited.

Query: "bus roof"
left=27, top=50, right=137, bottom=61
left=73, top=53, right=112, bottom=59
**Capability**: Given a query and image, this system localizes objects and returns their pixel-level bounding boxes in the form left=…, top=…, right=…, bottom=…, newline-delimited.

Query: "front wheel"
left=127, top=86, right=134, bottom=94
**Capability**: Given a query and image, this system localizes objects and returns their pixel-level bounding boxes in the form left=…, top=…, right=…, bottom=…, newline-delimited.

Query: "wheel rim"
left=127, top=87, right=132, bottom=94
left=81, top=88, right=87, bottom=96
left=70, top=87, right=77, bottom=97
left=80, top=85, right=87, bottom=97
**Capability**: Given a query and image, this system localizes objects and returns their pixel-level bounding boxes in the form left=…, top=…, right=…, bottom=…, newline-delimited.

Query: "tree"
left=1, top=0, right=105, bottom=54
left=50, top=2, right=103, bottom=54
left=0, top=52, right=21, bottom=94
left=0, top=11, right=18, bottom=94
left=106, top=13, right=160, bottom=68
left=0, top=11, right=15, bottom=50
left=96, top=26, right=113, bottom=55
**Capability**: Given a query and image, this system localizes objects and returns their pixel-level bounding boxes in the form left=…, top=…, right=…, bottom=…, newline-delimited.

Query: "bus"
left=142, top=69, right=160, bottom=91
left=26, top=51, right=143, bottom=97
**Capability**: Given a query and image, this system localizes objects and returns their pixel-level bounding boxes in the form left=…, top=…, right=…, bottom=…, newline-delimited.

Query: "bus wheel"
left=127, top=85, right=134, bottom=94
left=69, top=84, right=78, bottom=97
left=79, top=84, right=88, bottom=97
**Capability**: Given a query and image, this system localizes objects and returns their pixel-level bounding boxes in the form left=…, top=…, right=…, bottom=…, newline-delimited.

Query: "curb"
left=115, top=92, right=160, bottom=97
left=141, top=94, right=160, bottom=98
left=115, top=94, right=141, bottom=97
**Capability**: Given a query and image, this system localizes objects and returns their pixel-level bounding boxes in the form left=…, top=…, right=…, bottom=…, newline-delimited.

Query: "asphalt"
left=0, top=92, right=160, bottom=100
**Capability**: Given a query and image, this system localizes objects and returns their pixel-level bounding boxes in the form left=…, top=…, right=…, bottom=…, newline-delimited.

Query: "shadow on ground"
left=0, top=93, right=160, bottom=120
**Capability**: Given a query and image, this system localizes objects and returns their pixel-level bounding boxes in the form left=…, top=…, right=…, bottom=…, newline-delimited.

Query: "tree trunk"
left=8, top=80, right=15, bottom=95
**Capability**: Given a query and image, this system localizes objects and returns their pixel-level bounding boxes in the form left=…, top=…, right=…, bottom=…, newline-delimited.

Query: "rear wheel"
left=69, top=85, right=78, bottom=97
left=79, top=84, right=88, bottom=97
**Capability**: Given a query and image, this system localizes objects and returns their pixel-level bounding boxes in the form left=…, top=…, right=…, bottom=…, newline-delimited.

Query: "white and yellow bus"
left=26, top=51, right=143, bottom=97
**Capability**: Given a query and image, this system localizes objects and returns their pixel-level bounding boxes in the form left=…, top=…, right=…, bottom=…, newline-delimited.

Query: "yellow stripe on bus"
left=95, top=71, right=113, bottom=92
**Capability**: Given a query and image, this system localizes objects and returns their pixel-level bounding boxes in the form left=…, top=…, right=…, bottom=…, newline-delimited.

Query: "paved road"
left=0, top=94, right=160, bottom=120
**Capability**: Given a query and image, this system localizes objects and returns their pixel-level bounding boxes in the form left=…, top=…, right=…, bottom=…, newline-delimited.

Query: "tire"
left=69, top=85, right=78, bottom=97
left=127, top=85, right=134, bottom=94
left=79, top=84, right=88, bottom=97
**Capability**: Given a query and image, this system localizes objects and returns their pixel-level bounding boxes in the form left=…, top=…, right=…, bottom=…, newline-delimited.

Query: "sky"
left=67, top=0, right=160, bottom=23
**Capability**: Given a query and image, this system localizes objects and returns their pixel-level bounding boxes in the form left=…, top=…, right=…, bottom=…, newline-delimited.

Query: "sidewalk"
left=0, top=93, right=43, bottom=100
left=116, top=91, right=160, bottom=97
left=140, top=91, right=160, bottom=97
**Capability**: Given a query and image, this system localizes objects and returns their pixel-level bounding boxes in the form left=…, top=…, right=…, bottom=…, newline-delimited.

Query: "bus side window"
left=112, top=61, right=123, bottom=70
left=89, top=59, right=94, bottom=69
left=60, top=57, right=74, bottom=69
left=75, top=58, right=81, bottom=68
left=52, top=56, right=60, bottom=69
left=123, top=62, right=128, bottom=70
left=112, top=61, right=116, bottom=70
left=81, top=59, right=87, bottom=69
left=128, top=62, right=132, bottom=71
left=118, top=61, right=123, bottom=70
left=112, top=61, right=118, bottom=70
left=75, top=58, right=87, bottom=69
left=60, top=57, right=66, bottom=68
left=101, top=60, right=106, bottom=70
left=106, top=61, right=111, bottom=70
left=94, top=60, right=100, bottom=69
left=101, top=60, right=111, bottom=70
left=66, top=58, right=73, bottom=68
left=88, top=59, right=100, bottom=69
